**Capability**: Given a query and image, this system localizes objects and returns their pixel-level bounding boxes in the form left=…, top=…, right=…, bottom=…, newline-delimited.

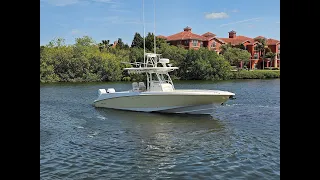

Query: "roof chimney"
left=183, top=26, right=192, bottom=32
left=228, top=30, right=236, bottom=38
left=112, top=41, right=117, bottom=47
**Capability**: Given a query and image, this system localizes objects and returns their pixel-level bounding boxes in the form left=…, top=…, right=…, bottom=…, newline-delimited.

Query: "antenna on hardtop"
left=142, top=0, right=146, bottom=66
left=153, top=0, right=156, bottom=54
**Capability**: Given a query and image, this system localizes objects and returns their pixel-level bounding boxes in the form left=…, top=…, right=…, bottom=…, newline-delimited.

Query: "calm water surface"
left=40, top=79, right=280, bottom=180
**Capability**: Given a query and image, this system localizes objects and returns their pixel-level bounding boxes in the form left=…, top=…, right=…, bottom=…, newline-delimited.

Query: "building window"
left=184, top=40, right=189, bottom=46
left=200, top=41, right=203, bottom=47
left=192, top=40, right=198, bottom=47
left=278, top=45, right=280, bottom=51
left=211, top=42, right=216, bottom=47
left=254, top=46, right=259, bottom=51
left=253, top=53, right=259, bottom=59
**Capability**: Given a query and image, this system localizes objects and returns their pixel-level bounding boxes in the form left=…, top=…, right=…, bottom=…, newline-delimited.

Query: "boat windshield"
left=149, top=72, right=172, bottom=84
left=159, top=73, right=171, bottom=84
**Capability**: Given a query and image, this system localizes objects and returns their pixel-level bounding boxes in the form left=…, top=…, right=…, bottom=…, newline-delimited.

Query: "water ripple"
left=40, top=79, right=280, bottom=179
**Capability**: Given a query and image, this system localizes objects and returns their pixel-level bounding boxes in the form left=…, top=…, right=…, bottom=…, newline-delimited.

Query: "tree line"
left=40, top=32, right=256, bottom=83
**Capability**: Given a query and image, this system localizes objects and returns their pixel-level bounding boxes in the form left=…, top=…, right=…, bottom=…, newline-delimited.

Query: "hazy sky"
left=40, top=0, right=280, bottom=45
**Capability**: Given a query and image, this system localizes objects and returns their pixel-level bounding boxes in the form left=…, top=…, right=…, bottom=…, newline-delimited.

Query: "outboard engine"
left=98, top=89, right=106, bottom=96
left=107, top=88, right=116, bottom=93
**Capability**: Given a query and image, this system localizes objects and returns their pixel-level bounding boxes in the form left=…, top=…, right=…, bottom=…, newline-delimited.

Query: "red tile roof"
left=202, top=32, right=216, bottom=37
left=202, top=32, right=216, bottom=41
left=160, top=27, right=280, bottom=46
left=266, top=38, right=280, bottom=45
left=217, top=35, right=254, bottom=45
left=254, top=36, right=265, bottom=40
left=166, top=30, right=206, bottom=41
left=212, top=37, right=225, bottom=44
left=157, top=35, right=167, bottom=39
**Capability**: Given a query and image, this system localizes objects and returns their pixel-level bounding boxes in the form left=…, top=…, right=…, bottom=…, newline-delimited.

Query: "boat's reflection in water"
left=86, top=108, right=231, bottom=172
left=94, top=108, right=226, bottom=134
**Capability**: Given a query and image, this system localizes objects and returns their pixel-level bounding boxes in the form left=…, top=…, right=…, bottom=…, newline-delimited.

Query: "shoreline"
left=40, top=71, right=280, bottom=84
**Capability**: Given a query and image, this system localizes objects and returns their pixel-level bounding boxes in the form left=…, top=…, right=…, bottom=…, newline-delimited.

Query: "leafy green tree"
left=235, top=43, right=246, bottom=50
left=47, top=38, right=65, bottom=47
left=157, top=42, right=187, bottom=66
left=143, top=32, right=166, bottom=52
left=131, top=32, right=144, bottom=48
left=114, top=38, right=130, bottom=50
left=155, top=36, right=167, bottom=49
left=115, top=38, right=124, bottom=49
left=75, top=36, right=95, bottom=47
left=40, top=46, right=45, bottom=58
left=40, top=33, right=240, bottom=83
left=145, top=32, right=155, bottom=52
left=219, top=43, right=232, bottom=54
left=179, top=48, right=231, bottom=80
left=223, top=47, right=251, bottom=69
left=129, top=47, right=144, bottom=63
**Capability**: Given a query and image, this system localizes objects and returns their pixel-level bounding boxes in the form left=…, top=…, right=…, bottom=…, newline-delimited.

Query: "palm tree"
left=102, top=40, right=110, bottom=49
left=98, top=42, right=104, bottom=52
left=266, top=52, right=276, bottom=59
left=255, top=38, right=268, bottom=69
left=265, top=52, right=276, bottom=67
left=98, top=40, right=111, bottom=52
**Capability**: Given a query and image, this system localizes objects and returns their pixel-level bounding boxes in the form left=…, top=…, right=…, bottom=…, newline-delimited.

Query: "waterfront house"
left=158, top=26, right=280, bottom=69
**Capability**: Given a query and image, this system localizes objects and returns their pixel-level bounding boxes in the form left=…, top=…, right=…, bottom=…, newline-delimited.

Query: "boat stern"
left=93, top=88, right=116, bottom=106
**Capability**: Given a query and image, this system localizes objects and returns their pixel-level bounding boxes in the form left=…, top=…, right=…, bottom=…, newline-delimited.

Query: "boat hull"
left=93, top=90, right=234, bottom=114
